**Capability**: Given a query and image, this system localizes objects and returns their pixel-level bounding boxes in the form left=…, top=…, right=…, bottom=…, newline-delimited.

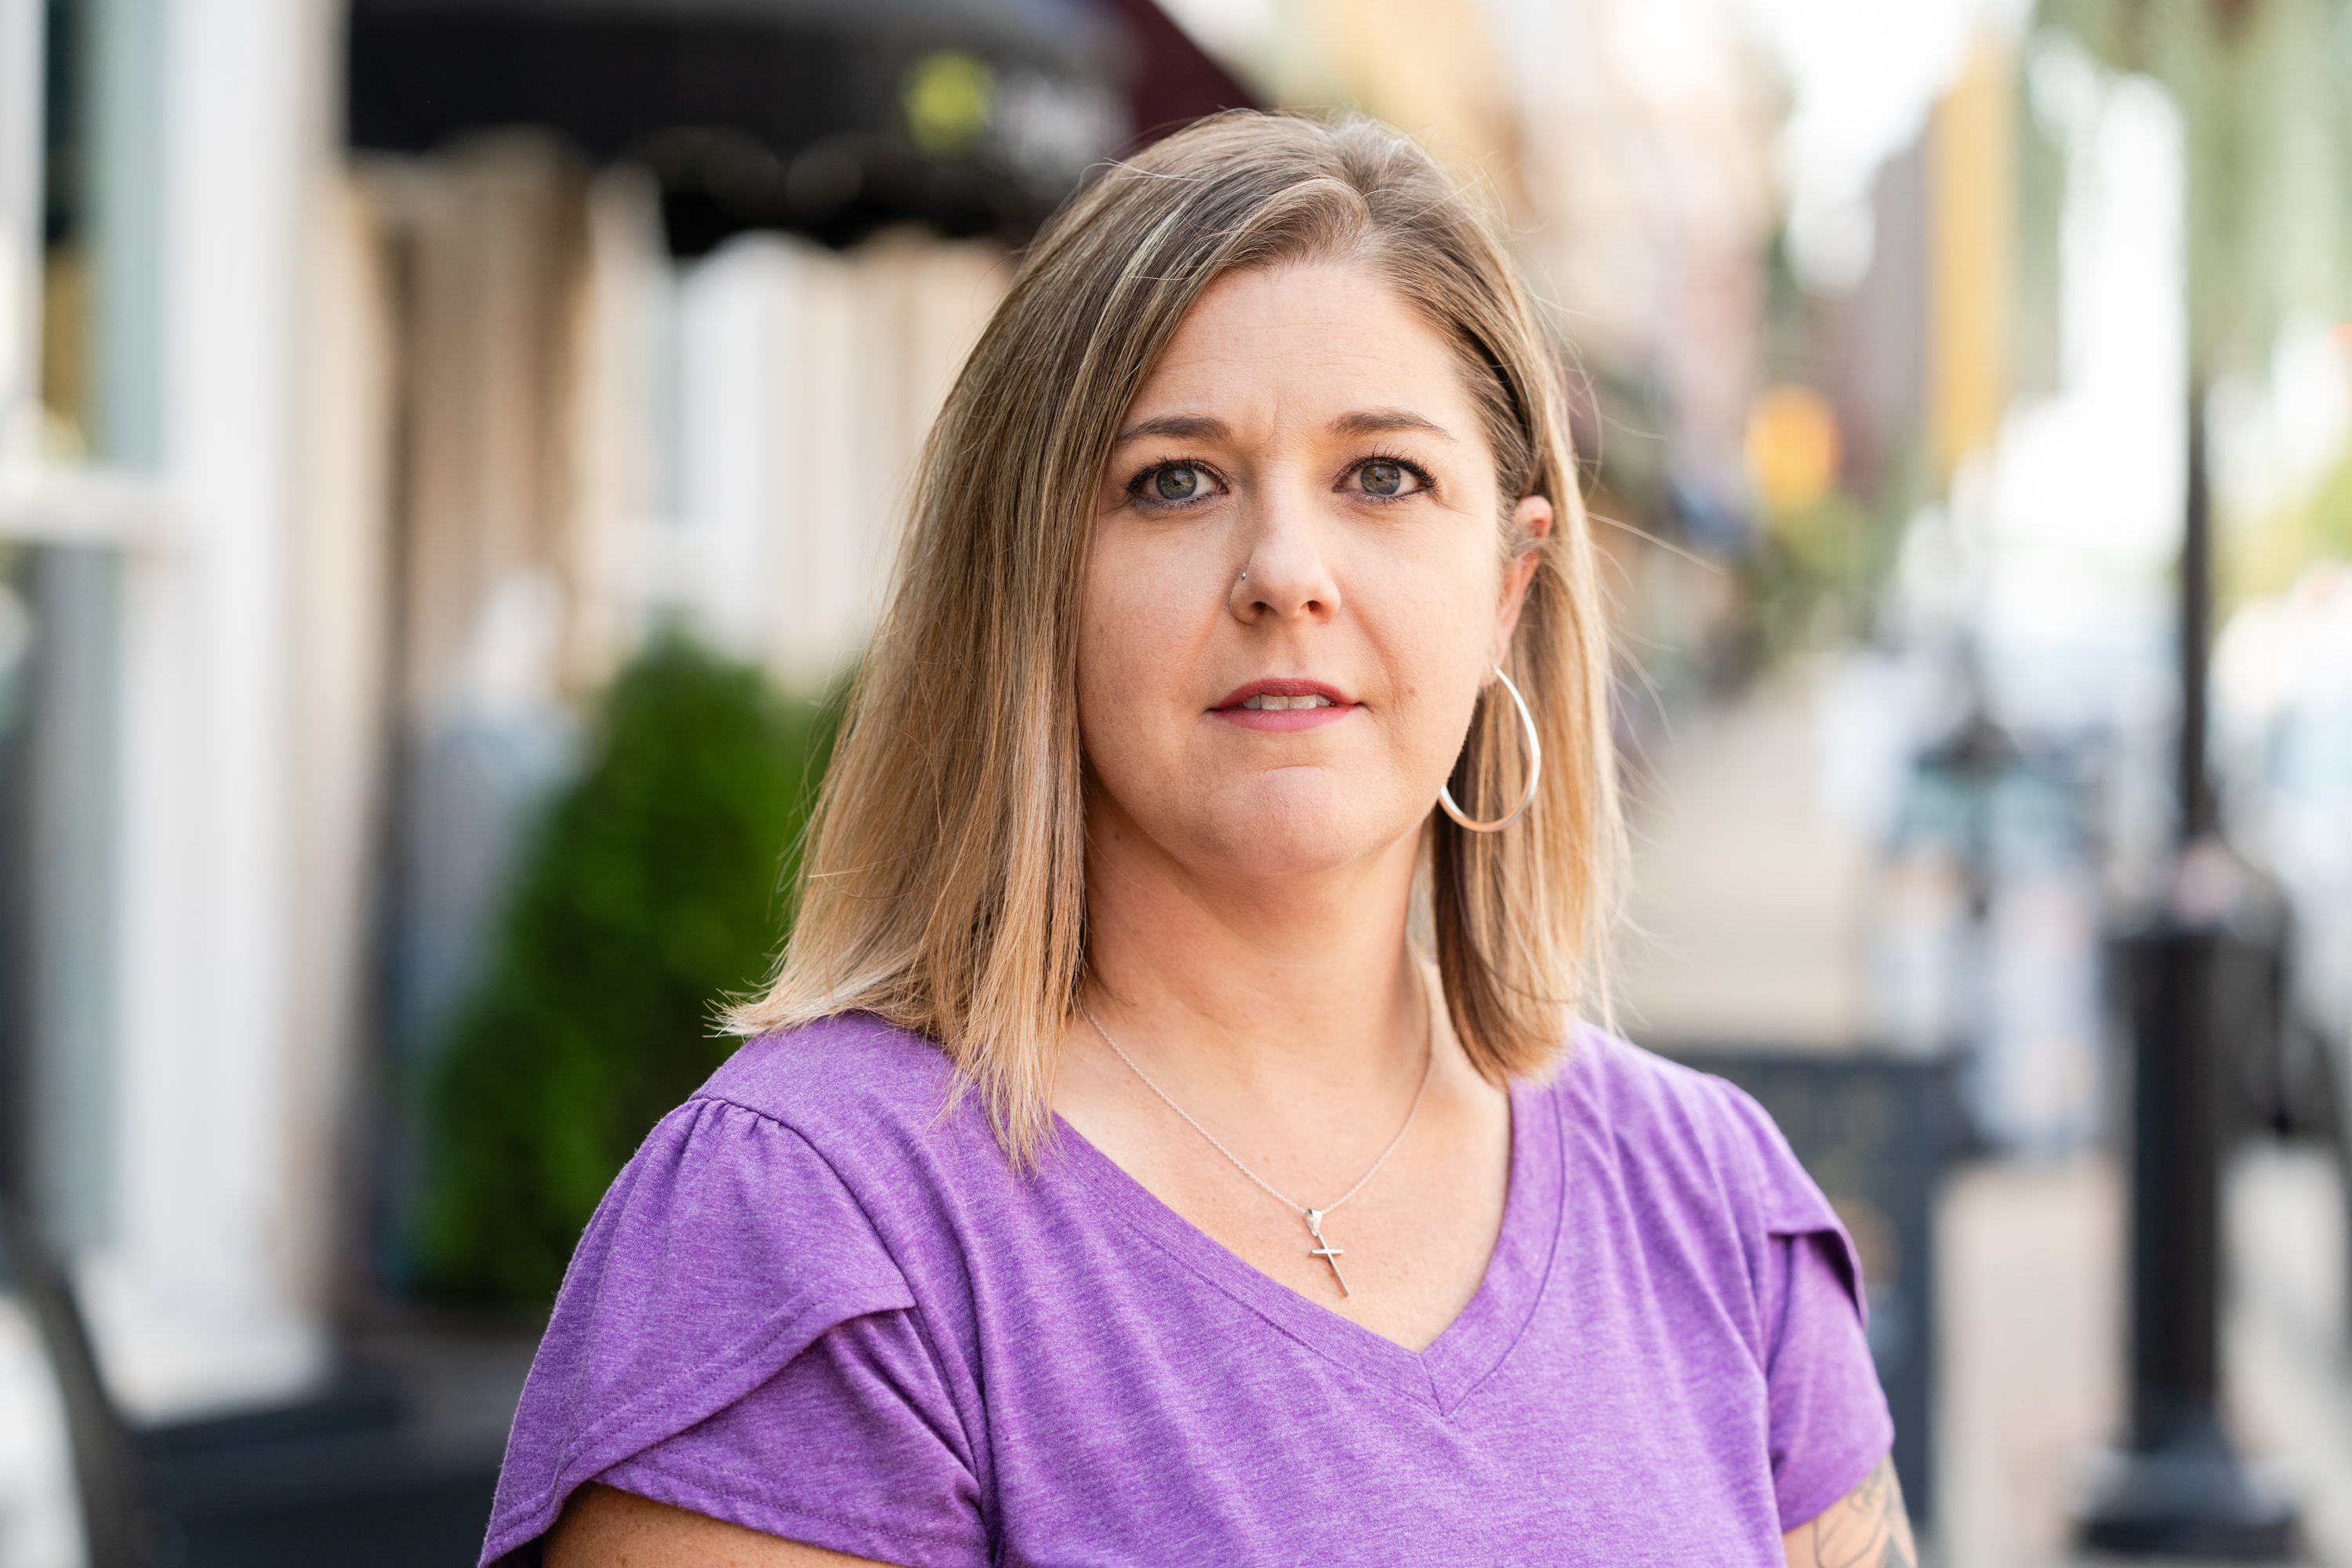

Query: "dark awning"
left=1090, top=0, right=1258, bottom=148
left=346, top=0, right=1142, bottom=253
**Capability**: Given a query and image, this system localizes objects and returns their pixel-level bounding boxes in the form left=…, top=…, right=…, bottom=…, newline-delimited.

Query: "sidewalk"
left=2223, top=1145, right=2352, bottom=1566
left=1616, top=663, right=1874, bottom=1049
left=1935, top=1145, right=2352, bottom=1568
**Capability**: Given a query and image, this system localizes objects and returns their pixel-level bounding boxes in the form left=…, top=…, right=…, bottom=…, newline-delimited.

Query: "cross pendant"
left=1303, top=1208, right=1350, bottom=1297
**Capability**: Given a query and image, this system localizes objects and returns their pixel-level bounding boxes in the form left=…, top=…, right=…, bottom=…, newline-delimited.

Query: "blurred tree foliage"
left=1740, top=486, right=1889, bottom=661
left=2229, top=439, right=2352, bottom=601
left=409, top=630, right=838, bottom=1305
left=2039, top=0, right=2351, bottom=379
left=2038, top=0, right=2352, bottom=633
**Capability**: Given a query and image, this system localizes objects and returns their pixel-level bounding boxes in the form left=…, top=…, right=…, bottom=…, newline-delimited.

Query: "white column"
left=93, top=0, right=334, bottom=1414
left=676, top=237, right=788, bottom=664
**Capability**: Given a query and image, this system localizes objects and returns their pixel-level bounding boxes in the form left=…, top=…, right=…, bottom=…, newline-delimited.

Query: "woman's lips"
left=1217, top=704, right=1356, bottom=731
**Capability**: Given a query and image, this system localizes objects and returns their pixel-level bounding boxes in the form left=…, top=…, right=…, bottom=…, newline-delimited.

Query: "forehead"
left=1122, top=260, right=1479, bottom=434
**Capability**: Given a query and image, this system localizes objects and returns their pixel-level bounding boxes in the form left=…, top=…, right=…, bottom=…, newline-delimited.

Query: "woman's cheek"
left=1079, top=598, right=1179, bottom=779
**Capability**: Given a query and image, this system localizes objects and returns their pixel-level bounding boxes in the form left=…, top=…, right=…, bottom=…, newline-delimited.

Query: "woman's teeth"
left=1240, top=694, right=1336, bottom=710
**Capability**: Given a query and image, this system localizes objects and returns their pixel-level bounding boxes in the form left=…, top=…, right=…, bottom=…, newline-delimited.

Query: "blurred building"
left=1493, top=0, right=1782, bottom=517
left=0, top=1, right=1248, bottom=1557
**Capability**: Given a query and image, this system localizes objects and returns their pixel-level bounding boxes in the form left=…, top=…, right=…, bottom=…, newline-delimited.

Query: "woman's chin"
left=1183, top=784, right=1414, bottom=881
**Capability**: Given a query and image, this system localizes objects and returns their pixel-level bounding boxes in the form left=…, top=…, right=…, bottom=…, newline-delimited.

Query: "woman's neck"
left=1078, top=799, right=1432, bottom=1109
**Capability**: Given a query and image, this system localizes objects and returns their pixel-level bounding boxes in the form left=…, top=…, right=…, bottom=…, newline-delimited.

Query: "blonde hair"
left=720, top=111, right=1622, bottom=1162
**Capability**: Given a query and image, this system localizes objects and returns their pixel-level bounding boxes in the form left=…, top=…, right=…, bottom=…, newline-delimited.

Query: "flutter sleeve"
left=477, top=1095, right=989, bottom=1567
left=1710, top=1078, right=1898, bottom=1533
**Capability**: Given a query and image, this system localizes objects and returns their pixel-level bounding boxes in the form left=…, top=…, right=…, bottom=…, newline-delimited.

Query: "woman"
left=481, top=111, right=1911, bottom=1567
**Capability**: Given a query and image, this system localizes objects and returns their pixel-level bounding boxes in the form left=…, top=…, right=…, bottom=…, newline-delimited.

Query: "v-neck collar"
left=1046, top=1071, right=1564, bottom=1417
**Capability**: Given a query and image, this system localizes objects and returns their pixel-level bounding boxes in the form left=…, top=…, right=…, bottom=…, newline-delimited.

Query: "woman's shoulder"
left=1537, top=1018, right=1762, bottom=1145
left=673, top=1011, right=1010, bottom=1241
left=479, top=1017, right=990, bottom=1566
left=696, top=1011, right=966, bottom=1138
left=561, top=1019, right=961, bottom=1329
left=491, top=1018, right=983, bottom=1480
left=1534, top=1019, right=1840, bottom=1240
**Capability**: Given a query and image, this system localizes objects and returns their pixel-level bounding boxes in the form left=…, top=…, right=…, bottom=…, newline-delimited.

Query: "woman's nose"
left=1229, top=484, right=1341, bottom=623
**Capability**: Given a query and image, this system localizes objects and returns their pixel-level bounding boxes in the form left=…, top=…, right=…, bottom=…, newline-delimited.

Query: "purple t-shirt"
left=481, top=1013, right=1893, bottom=1566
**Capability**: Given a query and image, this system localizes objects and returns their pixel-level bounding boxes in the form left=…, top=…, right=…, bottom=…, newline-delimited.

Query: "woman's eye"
left=1351, top=459, right=1425, bottom=499
left=1149, top=464, right=1206, bottom=503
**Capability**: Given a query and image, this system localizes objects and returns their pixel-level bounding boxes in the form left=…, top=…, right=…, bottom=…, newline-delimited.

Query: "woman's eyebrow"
left=1110, top=408, right=1457, bottom=448
left=1329, top=408, right=1457, bottom=443
left=1112, top=412, right=1230, bottom=447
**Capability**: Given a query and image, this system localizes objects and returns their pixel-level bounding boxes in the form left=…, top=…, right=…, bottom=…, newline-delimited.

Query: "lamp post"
left=2045, top=0, right=2350, bottom=1546
left=2073, top=376, right=2298, bottom=1561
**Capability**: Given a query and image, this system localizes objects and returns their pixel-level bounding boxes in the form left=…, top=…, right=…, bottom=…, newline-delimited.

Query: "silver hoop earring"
left=1439, top=665, right=1541, bottom=833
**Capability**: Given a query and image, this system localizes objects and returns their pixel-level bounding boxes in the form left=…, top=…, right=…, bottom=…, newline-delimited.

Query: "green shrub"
left=408, top=629, right=837, bottom=1305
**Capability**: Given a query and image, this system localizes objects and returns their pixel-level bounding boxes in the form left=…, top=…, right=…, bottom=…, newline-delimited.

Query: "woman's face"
left=1078, top=259, right=1551, bottom=884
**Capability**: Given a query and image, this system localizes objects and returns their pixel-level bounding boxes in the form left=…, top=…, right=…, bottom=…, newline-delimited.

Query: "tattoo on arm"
left=1802, top=1454, right=1917, bottom=1568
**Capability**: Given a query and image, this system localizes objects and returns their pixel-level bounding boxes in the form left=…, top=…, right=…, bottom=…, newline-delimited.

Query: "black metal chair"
left=0, top=1194, right=503, bottom=1568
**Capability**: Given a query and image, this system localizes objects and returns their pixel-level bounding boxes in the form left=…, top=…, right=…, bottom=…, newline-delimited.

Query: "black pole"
left=2178, top=382, right=2216, bottom=847
left=2132, top=924, right=2221, bottom=1436
left=2074, top=374, right=2296, bottom=1558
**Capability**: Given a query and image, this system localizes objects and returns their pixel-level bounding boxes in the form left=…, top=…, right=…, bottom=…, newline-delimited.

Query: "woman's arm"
left=546, top=1482, right=906, bottom=1568
left=1781, top=1453, right=1917, bottom=1568
left=550, top=1450, right=1910, bottom=1566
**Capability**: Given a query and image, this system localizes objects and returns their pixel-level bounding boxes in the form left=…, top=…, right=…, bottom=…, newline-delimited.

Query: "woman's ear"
left=1493, top=493, right=1554, bottom=664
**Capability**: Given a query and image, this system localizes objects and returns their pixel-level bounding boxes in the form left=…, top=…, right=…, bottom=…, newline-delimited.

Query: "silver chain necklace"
left=1078, top=982, right=1436, bottom=1298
